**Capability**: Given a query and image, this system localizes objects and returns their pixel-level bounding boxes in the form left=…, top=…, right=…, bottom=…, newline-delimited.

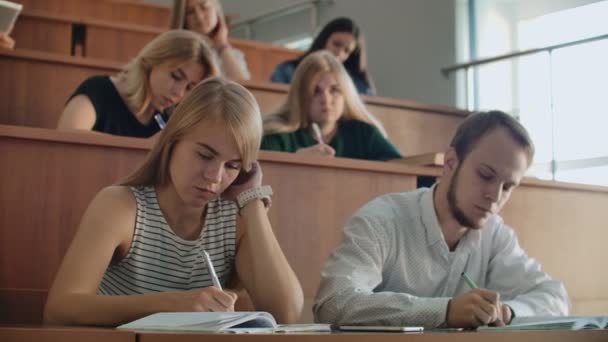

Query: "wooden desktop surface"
left=1, top=326, right=607, bottom=342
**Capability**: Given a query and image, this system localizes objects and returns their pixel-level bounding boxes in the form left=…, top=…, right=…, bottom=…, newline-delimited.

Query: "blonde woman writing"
left=44, top=77, right=303, bottom=326
left=262, top=51, right=401, bottom=161
left=57, top=30, right=218, bottom=138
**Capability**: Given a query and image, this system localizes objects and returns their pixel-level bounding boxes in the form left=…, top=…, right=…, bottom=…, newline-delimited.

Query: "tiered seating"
left=13, top=0, right=172, bottom=27
left=2, top=126, right=607, bottom=324
left=0, top=125, right=424, bottom=323
left=10, top=9, right=302, bottom=81
left=0, top=48, right=465, bottom=156
left=3, top=0, right=607, bottom=326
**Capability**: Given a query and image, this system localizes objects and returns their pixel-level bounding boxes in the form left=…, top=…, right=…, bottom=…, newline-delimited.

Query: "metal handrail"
left=231, top=0, right=334, bottom=37
left=441, top=32, right=608, bottom=77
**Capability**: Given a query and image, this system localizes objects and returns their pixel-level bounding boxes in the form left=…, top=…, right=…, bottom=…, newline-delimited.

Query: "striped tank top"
left=98, top=186, right=237, bottom=295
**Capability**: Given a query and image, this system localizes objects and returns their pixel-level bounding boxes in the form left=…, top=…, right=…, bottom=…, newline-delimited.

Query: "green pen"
left=461, top=272, right=478, bottom=289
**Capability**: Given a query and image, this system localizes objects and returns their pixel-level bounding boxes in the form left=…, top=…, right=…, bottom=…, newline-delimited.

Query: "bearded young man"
left=313, top=111, right=569, bottom=329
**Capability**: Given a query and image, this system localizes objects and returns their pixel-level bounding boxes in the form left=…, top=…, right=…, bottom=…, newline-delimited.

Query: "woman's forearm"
left=238, top=201, right=304, bottom=323
left=43, top=291, right=186, bottom=326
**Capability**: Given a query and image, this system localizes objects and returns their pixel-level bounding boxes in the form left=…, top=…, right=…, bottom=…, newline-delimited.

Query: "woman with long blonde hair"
left=58, top=30, right=219, bottom=138
left=262, top=51, right=401, bottom=161
left=45, top=77, right=303, bottom=326
left=171, top=0, right=250, bottom=81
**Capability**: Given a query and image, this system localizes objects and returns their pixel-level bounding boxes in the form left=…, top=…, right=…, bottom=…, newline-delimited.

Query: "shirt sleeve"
left=270, top=62, right=293, bottom=83
left=314, top=213, right=450, bottom=328
left=229, top=48, right=250, bottom=80
left=367, top=125, right=403, bottom=161
left=486, top=225, right=570, bottom=317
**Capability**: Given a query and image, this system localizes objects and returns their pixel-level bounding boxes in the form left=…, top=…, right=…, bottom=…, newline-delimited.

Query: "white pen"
left=311, top=122, right=324, bottom=144
left=202, top=250, right=222, bottom=290
left=154, top=112, right=166, bottom=129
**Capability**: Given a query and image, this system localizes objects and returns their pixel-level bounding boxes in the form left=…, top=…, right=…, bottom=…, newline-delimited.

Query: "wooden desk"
left=1, top=326, right=607, bottom=342
left=12, top=11, right=300, bottom=81
left=12, top=0, right=171, bottom=27
left=0, top=326, right=134, bottom=342
left=0, top=125, right=422, bottom=324
left=0, top=49, right=466, bottom=156
left=136, top=331, right=608, bottom=342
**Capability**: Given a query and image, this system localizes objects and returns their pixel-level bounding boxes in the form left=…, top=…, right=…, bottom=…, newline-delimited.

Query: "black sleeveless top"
left=69, top=75, right=163, bottom=138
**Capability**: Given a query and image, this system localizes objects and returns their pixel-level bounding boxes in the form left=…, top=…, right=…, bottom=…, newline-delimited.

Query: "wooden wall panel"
left=12, top=12, right=301, bottom=80
left=136, top=331, right=608, bottom=342
left=13, top=0, right=170, bottom=28
left=0, top=51, right=121, bottom=128
left=501, top=182, right=608, bottom=315
left=11, top=14, right=72, bottom=55
left=369, top=104, right=463, bottom=156
left=85, top=25, right=158, bottom=61
left=0, top=326, right=135, bottom=342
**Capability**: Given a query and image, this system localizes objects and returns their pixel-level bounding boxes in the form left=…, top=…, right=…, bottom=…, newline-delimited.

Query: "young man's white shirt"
left=313, top=186, right=570, bottom=328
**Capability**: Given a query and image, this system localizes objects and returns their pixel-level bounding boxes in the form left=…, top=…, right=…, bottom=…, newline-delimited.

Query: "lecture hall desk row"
left=12, top=0, right=172, bottom=28
left=11, top=10, right=302, bottom=81
left=0, top=48, right=466, bottom=157
left=1, top=125, right=608, bottom=325
left=1, top=325, right=608, bottom=342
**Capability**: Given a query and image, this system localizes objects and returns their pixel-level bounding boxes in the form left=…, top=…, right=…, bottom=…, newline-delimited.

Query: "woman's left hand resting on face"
left=222, top=161, right=304, bottom=323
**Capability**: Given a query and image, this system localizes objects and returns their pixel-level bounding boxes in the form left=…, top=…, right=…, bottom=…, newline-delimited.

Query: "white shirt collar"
left=420, top=185, right=482, bottom=253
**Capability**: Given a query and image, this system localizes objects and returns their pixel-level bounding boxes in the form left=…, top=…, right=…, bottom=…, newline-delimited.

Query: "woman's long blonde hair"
left=122, top=77, right=262, bottom=187
left=116, top=29, right=219, bottom=117
left=263, top=51, right=386, bottom=136
left=171, top=0, right=225, bottom=37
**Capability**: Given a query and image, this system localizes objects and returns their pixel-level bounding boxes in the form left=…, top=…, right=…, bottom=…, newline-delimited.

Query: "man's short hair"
left=450, top=110, right=535, bottom=165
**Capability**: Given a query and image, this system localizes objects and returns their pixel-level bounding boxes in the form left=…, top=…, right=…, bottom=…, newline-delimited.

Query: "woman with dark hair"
left=270, top=17, right=375, bottom=96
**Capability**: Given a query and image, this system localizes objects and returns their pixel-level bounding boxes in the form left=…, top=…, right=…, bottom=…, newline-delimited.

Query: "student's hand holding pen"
left=185, top=287, right=238, bottom=312
left=295, top=122, right=336, bottom=157
left=446, top=288, right=506, bottom=328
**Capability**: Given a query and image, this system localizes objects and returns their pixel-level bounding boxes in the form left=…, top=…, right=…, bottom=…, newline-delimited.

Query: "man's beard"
left=447, top=165, right=479, bottom=229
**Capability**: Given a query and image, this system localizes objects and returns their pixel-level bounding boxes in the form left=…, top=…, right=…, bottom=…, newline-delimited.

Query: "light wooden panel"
left=12, top=11, right=301, bottom=81
left=136, top=330, right=608, bottom=342
left=501, top=181, right=608, bottom=316
left=368, top=102, right=463, bottom=156
left=13, top=0, right=171, bottom=28
left=0, top=50, right=121, bottom=128
left=11, top=12, right=72, bottom=55
left=85, top=23, right=159, bottom=62
left=0, top=326, right=135, bottom=342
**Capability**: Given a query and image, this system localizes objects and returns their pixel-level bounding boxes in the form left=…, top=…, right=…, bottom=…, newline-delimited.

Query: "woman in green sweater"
left=261, top=51, right=402, bottom=161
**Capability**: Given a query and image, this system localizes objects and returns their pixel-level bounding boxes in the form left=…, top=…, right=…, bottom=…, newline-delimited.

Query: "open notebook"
left=117, top=312, right=331, bottom=333
left=478, top=316, right=608, bottom=331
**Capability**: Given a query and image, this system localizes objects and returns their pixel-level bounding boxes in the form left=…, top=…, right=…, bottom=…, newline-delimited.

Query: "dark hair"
left=450, top=110, right=535, bottom=165
left=291, top=17, right=374, bottom=92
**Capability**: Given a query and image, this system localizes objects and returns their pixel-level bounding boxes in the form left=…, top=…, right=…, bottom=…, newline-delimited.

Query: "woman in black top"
left=57, top=30, right=219, bottom=138
left=271, top=17, right=375, bottom=96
